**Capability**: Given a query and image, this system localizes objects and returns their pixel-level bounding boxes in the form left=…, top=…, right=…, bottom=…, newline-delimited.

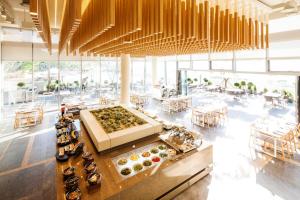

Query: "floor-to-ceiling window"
left=34, top=61, right=58, bottom=111
left=132, top=59, right=145, bottom=93
left=59, top=61, right=81, bottom=104
left=82, top=60, right=101, bottom=104
left=100, top=58, right=119, bottom=99
left=2, top=61, right=33, bottom=117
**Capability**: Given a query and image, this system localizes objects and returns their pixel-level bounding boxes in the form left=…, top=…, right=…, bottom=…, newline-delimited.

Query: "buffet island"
left=56, top=106, right=213, bottom=200
left=80, top=105, right=163, bottom=152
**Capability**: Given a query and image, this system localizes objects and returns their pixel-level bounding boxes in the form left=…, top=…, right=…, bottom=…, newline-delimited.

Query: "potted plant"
left=17, top=82, right=25, bottom=89
left=240, top=81, right=246, bottom=89
left=234, top=82, right=240, bottom=89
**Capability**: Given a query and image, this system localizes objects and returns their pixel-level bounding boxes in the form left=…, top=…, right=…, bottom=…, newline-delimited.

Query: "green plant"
left=74, top=81, right=79, bottom=87
left=282, top=90, right=294, bottom=103
left=207, top=81, right=212, bottom=86
left=193, top=78, right=198, bottom=82
left=203, top=78, right=208, bottom=83
left=263, top=88, right=268, bottom=93
left=240, top=81, right=246, bottom=88
left=17, top=82, right=25, bottom=88
left=247, top=82, right=254, bottom=87
left=234, top=82, right=240, bottom=89
left=273, top=89, right=279, bottom=93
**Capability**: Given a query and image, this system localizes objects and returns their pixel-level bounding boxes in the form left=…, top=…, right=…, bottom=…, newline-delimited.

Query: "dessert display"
left=160, top=126, right=201, bottom=153
left=82, top=152, right=94, bottom=165
left=84, top=162, right=97, bottom=174
left=141, top=152, right=151, bottom=158
left=71, top=143, right=84, bottom=157
left=66, top=188, right=81, bottom=200
left=90, top=106, right=147, bottom=133
left=55, top=115, right=83, bottom=162
left=112, top=141, right=176, bottom=179
left=87, top=172, right=102, bottom=186
left=133, top=164, right=143, bottom=172
left=151, top=156, right=161, bottom=162
left=63, top=166, right=76, bottom=180
left=120, top=168, right=132, bottom=176
left=117, top=158, right=128, bottom=165
left=130, top=154, right=139, bottom=161
left=65, top=176, right=80, bottom=192
left=143, top=160, right=152, bottom=167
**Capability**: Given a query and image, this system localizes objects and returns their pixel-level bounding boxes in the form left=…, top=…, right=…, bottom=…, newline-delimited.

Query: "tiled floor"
left=0, top=92, right=299, bottom=200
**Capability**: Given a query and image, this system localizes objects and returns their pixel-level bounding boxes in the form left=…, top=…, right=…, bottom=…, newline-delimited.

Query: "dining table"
left=251, top=118, right=297, bottom=158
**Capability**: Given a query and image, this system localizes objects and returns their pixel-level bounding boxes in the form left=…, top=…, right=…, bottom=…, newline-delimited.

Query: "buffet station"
left=56, top=105, right=213, bottom=200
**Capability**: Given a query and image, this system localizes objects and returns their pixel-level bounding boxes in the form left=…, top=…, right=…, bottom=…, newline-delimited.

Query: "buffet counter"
left=56, top=123, right=213, bottom=200
left=80, top=105, right=163, bottom=152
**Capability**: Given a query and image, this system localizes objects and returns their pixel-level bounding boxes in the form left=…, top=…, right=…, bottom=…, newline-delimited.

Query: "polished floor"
left=0, top=92, right=299, bottom=200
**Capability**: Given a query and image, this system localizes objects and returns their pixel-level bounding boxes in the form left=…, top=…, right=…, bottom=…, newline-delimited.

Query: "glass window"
left=269, top=14, right=300, bottom=33
left=177, top=55, right=190, bottom=61
left=157, top=59, right=166, bottom=86
left=100, top=59, right=118, bottom=98
left=211, top=52, right=233, bottom=60
left=235, top=49, right=266, bottom=59
left=178, top=61, right=191, bottom=69
left=82, top=61, right=101, bottom=104
left=34, top=61, right=59, bottom=111
left=60, top=61, right=81, bottom=103
left=269, top=40, right=300, bottom=58
left=166, top=61, right=177, bottom=88
left=236, top=60, right=266, bottom=72
left=2, top=61, right=33, bottom=117
left=270, top=59, right=300, bottom=72
left=145, top=57, right=152, bottom=92
left=193, top=61, right=209, bottom=70
left=132, top=60, right=145, bottom=93
left=191, top=53, right=209, bottom=60
left=211, top=60, right=232, bottom=70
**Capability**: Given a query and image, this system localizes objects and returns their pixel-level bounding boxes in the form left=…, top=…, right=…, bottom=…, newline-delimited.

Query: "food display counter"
left=56, top=122, right=213, bottom=200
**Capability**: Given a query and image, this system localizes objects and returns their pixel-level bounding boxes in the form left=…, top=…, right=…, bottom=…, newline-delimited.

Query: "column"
left=297, top=77, right=300, bottom=123
left=120, top=54, right=131, bottom=105
left=151, top=56, right=158, bottom=87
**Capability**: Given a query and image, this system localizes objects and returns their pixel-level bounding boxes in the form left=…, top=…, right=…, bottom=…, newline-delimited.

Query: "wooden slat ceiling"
left=47, top=0, right=271, bottom=57
left=29, top=0, right=52, bottom=53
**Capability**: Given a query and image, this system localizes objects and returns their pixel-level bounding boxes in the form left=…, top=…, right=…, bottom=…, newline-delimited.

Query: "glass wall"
left=2, top=61, right=33, bottom=117
left=82, top=61, right=100, bottom=104
left=34, top=61, right=58, bottom=111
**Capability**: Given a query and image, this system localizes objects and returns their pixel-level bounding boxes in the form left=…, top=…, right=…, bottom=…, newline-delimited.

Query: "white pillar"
left=152, top=56, right=158, bottom=87
left=120, top=54, right=131, bottom=105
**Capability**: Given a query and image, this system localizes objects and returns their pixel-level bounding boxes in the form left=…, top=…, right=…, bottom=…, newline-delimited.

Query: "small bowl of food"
left=158, top=144, right=167, bottom=150
left=84, top=162, right=97, bottom=174
left=159, top=152, right=168, bottom=158
left=150, top=148, right=159, bottom=154
left=143, top=160, right=152, bottom=167
left=66, top=188, right=81, bottom=200
left=63, top=166, right=75, bottom=180
left=117, top=158, right=128, bottom=166
left=120, top=168, right=132, bottom=176
left=87, top=172, right=102, bottom=186
left=130, top=154, right=139, bottom=161
left=133, top=164, right=143, bottom=172
left=151, top=156, right=161, bottom=163
left=142, top=152, right=151, bottom=158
